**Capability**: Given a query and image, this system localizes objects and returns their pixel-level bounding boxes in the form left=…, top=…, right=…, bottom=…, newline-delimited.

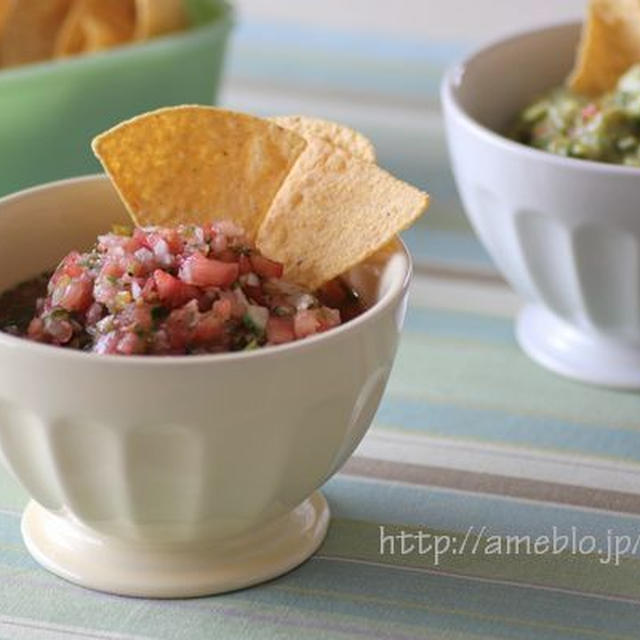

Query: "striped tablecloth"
left=3, top=5, right=640, bottom=638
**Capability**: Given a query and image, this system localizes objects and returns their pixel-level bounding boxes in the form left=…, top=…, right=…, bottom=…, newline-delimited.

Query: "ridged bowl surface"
left=442, top=23, right=640, bottom=387
left=0, top=176, right=411, bottom=594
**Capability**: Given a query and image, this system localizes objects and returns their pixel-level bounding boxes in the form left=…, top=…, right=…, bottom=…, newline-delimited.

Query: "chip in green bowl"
left=0, top=0, right=233, bottom=197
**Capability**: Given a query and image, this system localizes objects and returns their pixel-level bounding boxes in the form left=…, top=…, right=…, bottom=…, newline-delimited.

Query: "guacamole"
left=512, top=64, right=640, bottom=166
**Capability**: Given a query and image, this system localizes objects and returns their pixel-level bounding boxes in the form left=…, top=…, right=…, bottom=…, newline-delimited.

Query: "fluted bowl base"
left=21, top=492, right=330, bottom=598
left=516, top=305, right=640, bottom=390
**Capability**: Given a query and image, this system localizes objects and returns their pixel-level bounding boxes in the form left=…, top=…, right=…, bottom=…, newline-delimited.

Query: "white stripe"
left=354, top=430, right=640, bottom=495
left=222, top=79, right=441, bottom=122
left=0, top=617, right=150, bottom=640
left=234, top=0, right=584, bottom=41
left=409, top=275, right=519, bottom=317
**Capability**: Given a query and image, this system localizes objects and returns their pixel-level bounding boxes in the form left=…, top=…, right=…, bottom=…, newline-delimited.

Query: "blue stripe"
left=324, top=476, right=640, bottom=551
left=233, top=20, right=469, bottom=66
left=228, top=21, right=470, bottom=101
left=375, top=396, right=640, bottom=463
left=402, top=307, right=513, bottom=344
left=403, top=226, right=494, bottom=268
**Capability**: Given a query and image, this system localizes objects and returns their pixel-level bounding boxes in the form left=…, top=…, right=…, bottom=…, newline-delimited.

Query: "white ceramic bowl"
left=442, top=22, right=640, bottom=388
left=0, top=175, right=411, bottom=597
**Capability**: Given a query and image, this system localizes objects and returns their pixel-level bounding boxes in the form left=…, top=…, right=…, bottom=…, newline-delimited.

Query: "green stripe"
left=374, top=396, right=640, bottom=463
left=388, top=333, right=640, bottom=431
left=0, top=471, right=26, bottom=513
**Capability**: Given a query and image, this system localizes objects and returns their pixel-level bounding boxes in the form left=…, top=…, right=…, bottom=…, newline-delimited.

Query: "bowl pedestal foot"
left=516, top=304, right=640, bottom=389
left=21, top=491, right=329, bottom=598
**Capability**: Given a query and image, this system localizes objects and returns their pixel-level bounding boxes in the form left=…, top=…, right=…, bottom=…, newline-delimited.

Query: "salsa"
left=0, top=222, right=365, bottom=355
left=512, top=64, right=640, bottom=165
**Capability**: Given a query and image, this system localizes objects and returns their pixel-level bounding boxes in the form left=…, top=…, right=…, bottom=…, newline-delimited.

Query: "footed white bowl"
left=442, top=23, right=640, bottom=389
left=0, top=175, right=411, bottom=597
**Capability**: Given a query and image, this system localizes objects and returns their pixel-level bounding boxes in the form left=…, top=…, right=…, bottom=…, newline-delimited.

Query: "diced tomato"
left=85, top=302, right=104, bottom=325
left=140, top=277, right=158, bottom=303
left=243, top=285, right=267, bottom=306
left=212, top=297, right=233, bottom=322
left=26, top=317, right=45, bottom=341
left=125, top=260, right=145, bottom=278
left=266, top=316, right=295, bottom=344
left=43, top=315, right=74, bottom=344
left=131, top=228, right=152, bottom=250
left=317, top=307, right=341, bottom=331
left=216, top=248, right=238, bottom=263
left=116, top=332, right=147, bottom=355
left=191, top=311, right=225, bottom=344
left=219, top=290, right=247, bottom=319
left=60, top=252, right=85, bottom=278
left=238, top=254, right=252, bottom=275
left=101, top=261, right=125, bottom=279
left=293, top=308, right=340, bottom=338
left=58, top=277, right=93, bottom=312
left=317, top=278, right=348, bottom=307
left=293, top=309, right=320, bottom=338
left=130, top=305, right=153, bottom=332
left=165, top=303, right=197, bottom=350
left=154, top=270, right=199, bottom=308
left=159, top=228, right=183, bottom=254
left=250, top=254, right=284, bottom=279
left=179, top=252, right=239, bottom=287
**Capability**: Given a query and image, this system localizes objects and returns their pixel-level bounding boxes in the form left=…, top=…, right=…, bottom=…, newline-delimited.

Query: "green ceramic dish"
left=0, top=0, right=233, bottom=197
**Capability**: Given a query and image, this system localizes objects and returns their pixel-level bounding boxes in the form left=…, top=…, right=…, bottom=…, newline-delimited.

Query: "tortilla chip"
left=569, top=0, right=640, bottom=95
left=270, top=115, right=376, bottom=163
left=92, top=106, right=308, bottom=237
left=1, top=0, right=73, bottom=67
left=134, top=0, right=186, bottom=40
left=54, top=0, right=135, bottom=58
left=0, top=0, right=13, bottom=38
left=256, top=137, right=428, bottom=290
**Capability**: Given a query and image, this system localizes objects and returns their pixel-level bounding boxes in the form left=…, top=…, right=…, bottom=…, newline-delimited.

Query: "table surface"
left=3, top=4, right=640, bottom=638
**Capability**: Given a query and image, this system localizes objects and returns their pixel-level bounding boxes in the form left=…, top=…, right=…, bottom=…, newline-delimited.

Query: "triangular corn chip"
left=270, top=115, right=376, bottom=163
left=54, top=0, right=135, bottom=58
left=134, top=0, right=186, bottom=40
left=0, top=0, right=13, bottom=44
left=256, top=137, right=428, bottom=289
left=92, top=106, right=307, bottom=237
left=569, top=0, right=640, bottom=94
left=1, top=0, right=72, bottom=67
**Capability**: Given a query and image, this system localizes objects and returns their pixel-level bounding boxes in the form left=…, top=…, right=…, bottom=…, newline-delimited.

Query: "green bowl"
left=0, top=0, right=233, bottom=197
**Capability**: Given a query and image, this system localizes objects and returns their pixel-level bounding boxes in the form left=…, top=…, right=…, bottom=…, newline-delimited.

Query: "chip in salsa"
left=0, top=107, right=430, bottom=356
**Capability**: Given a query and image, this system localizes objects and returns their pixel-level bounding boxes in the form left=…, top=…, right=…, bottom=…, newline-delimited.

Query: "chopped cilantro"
left=242, top=313, right=265, bottom=336
left=49, top=308, right=69, bottom=320
left=274, top=306, right=290, bottom=317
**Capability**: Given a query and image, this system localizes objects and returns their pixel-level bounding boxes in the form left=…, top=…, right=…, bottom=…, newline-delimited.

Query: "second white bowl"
left=442, top=22, right=640, bottom=388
